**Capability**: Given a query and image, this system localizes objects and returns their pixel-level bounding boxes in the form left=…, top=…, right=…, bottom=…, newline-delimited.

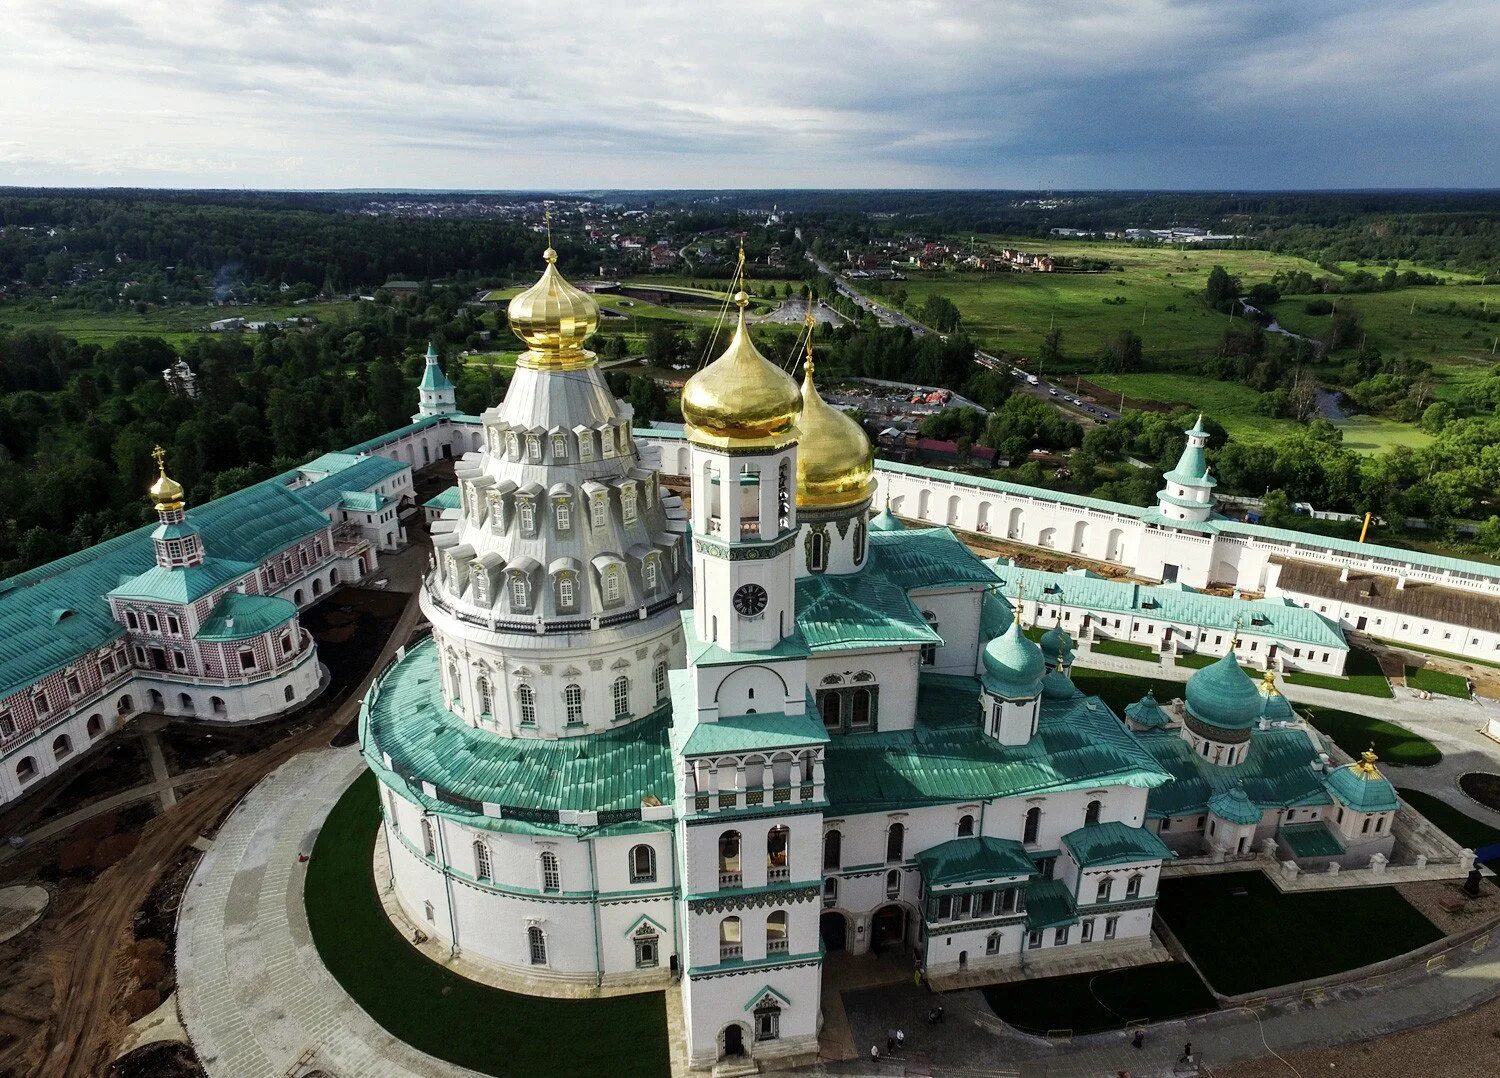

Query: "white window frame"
left=518, top=684, right=537, bottom=726
left=564, top=684, right=584, bottom=725
left=612, top=676, right=630, bottom=719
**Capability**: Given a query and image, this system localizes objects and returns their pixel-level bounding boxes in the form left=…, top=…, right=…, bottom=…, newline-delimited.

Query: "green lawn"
left=305, top=771, right=670, bottom=1078
left=1091, top=639, right=1160, bottom=662
left=1070, top=668, right=1184, bottom=716
left=1156, top=871, right=1443, bottom=995
left=1395, top=788, right=1500, bottom=867
left=0, top=299, right=361, bottom=346
left=1283, top=646, right=1393, bottom=698
left=1405, top=666, right=1471, bottom=697
left=1174, top=653, right=1255, bottom=673
left=1300, top=705, right=1442, bottom=767
left=981, top=962, right=1216, bottom=1034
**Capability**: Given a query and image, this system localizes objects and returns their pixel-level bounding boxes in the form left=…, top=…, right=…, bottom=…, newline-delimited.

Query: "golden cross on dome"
left=152, top=444, right=168, bottom=475
left=544, top=207, right=553, bottom=247
left=803, top=289, right=817, bottom=372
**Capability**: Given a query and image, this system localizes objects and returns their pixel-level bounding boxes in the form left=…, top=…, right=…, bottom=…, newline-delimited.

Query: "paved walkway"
left=178, top=745, right=486, bottom=1078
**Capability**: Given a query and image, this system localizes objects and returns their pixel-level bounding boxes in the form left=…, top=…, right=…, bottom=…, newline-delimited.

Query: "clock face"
left=733, top=583, right=769, bottom=616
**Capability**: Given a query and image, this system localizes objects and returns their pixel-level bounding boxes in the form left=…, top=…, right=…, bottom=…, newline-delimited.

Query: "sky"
left=1, top=0, right=1496, bottom=191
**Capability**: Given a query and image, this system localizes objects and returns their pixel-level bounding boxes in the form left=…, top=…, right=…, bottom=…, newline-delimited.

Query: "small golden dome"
left=506, top=247, right=600, bottom=371
left=796, top=355, right=874, bottom=510
left=681, top=293, right=801, bottom=448
left=149, top=445, right=185, bottom=511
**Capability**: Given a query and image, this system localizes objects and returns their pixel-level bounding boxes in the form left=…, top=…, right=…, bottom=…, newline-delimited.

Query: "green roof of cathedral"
left=1163, top=415, right=1216, bottom=489
left=295, top=455, right=407, bottom=511
left=823, top=674, right=1171, bottom=814
left=1124, top=691, right=1172, bottom=729
left=1137, top=724, right=1332, bottom=820
left=1061, top=821, right=1173, bottom=868
left=196, top=591, right=299, bottom=641
left=1207, top=785, right=1264, bottom=825
left=1184, top=652, right=1267, bottom=731
left=1280, top=822, right=1346, bottom=858
left=795, top=570, right=941, bottom=652
left=981, top=618, right=1045, bottom=699
left=679, top=708, right=829, bottom=757
left=1324, top=759, right=1400, bottom=812
left=419, top=344, right=455, bottom=391
left=916, top=836, right=1035, bottom=886
left=425, top=486, right=461, bottom=511
left=109, top=557, right=258, bottom=604
left=868, top=527, right=999, bottom=591
left=1025, top=878, right=1079, bottom=930
left=867, top=506, right=906, bottom=532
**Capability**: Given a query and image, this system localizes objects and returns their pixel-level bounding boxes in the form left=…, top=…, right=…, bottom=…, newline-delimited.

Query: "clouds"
left=0, top=0, right=1495, bottom=189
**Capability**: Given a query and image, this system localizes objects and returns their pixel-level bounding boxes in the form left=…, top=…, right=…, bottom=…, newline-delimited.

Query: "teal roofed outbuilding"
left=196, top=592, right=298, bottom=641
left=424, top=486, right=461, bottom=511
left=1323, top=752, right=1400, bottom=812
left=916, top=836, right=1035, bottom=886
left=1061, top=821, right=1173, bottom=868
left=296, top=455, right=407, bottom=512
left=1184, top=651, right=1264, bottom=732
left=1207, top=785, right=1263, bottom=825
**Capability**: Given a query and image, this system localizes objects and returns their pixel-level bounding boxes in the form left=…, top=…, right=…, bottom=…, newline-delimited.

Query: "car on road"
left=1049, top=388, right=1059, bottom=396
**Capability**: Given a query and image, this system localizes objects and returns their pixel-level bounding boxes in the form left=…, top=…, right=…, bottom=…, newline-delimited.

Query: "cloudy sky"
left=2, top=0, right=1496, bottom=190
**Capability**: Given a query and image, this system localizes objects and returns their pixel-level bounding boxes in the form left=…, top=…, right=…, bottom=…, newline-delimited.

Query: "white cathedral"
left=360, top=247, right=1412, bottom=1070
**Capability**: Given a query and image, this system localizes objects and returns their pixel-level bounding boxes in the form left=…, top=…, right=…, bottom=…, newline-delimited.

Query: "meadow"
left=0, top=299, right=362, bottom=347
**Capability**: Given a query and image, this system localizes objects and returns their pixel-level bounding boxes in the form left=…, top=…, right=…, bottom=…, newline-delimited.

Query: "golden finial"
left=803, top=289, right=817, bottom=373
left=1354, top=746, right=1380, bottom=777
left=1055, top=656, right=1067, bottom=673
left=149, top=445, right=185, bottom=511
left=1260, top=668, right=1279, bottom=696
left=544, top=208, right=555, bottom=261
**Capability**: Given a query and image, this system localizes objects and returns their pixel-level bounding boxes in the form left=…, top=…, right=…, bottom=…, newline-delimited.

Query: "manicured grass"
left=1091, top=639, right=1160, bottom=662
left=1405, top=666, right=1471, bottom=697
left=1174, top=653, right=1255, bottom=673
left=1283, top=646, right=1393, bottom=698
left=1070, top=668, right=1184, bottom=716
left=1331, top=414, right=1434, bottom=453
left=1394, top=788, right=1500, bottom=867
left=1300, top=705, right=1442, bottom=767
left=1156, top=871, right=1443, bottom=995
left=981, top=962, right=1216, bottom=1034
left=305, top=771, right=670, bottom=1078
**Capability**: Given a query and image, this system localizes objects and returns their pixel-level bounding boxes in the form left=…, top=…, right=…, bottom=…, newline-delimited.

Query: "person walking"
left=1132, top=1029, right=1145, bottom=1050
left=896, top=1029, right=906, bottom=1051
left=870, top=1044, right=880, bottom=1064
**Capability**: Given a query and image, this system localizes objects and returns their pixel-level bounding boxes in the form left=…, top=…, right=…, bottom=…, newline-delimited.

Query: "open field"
left=897, top=240, right=1326, bottom=364
left=0, top=300, right=362, bottom=346
left=1333, top=260, right=1485, bottom=284
left=1300, top=705, right=1440, bottom=766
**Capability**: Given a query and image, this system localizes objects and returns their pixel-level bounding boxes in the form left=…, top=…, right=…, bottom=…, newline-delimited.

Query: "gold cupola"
left=506, top=239, right=600, bottom=372
left=795, top=306, right=874, bottom=509
left=149, top=445, right=185, bottom=512
left=681, top=288, right=801, bottom=449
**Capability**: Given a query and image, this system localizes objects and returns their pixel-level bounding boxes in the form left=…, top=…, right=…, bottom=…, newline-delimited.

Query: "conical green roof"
left=868, top=506, right=905, bottom=532
left=1040, top=625, right=1075, bottom=665
left=1184, top=651, right=1262, bottom=732
left=1207, top=785, right=1262, bottom=825
left=981, top=618, right=1044, bottom=700
left=418, top=343, right=455, bottom=391
left=1042, top=667, right=1082, bottom=700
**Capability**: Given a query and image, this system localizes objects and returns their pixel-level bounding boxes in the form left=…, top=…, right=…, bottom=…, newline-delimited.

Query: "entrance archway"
left=721, top=1023, right=745, bottom=1058
left=871, top=903, right=907, bottom=953
left=819, top=911, right=848, bottom=952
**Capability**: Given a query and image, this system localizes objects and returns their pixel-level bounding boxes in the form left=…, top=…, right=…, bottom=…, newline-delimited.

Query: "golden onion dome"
left=506, top=247, right=600, bottom=371
left=681, top=292, right=801, bottom=448
left=796, top=356, right=874, bottom=509
left=149, top=445, right=185, bottom=512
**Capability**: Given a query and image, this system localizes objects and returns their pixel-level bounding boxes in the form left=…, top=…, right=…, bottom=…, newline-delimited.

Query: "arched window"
left=555, top=500, right=572, bottom=532
left=766, top=910, right=789, bottom=954
left=642, top=557, right=659, bottom=594
left=822, top=877, right=838, bottom=907
left=52, top=734, right=72, bottom=760
left=518, top=684, right=537, bottom=726
left=510, top=573, right=528, bottom=609
left=604, top=567, right=622, bottom=605
left=284, top=685, right=295, bottom=703
left=528, top=925, right=547, bottom=965
left=519, top=500, right=536, bottom=534
left=823, top=829, right=842, bottom=871
left=477, top=677, right=493, bottom=716
left=767, top=826, right=789, bottom=880
left=654, top=661, right=669, bottom=702
left=885, top=868, right=901, bottom=899
left=473, top=841, right=492, bottom=881
left=819, top=692, right=842, bottom=731
left=719, top=916, right=742, bottom=960
left=539, top=851, right=560, bottom=892
left=612, top=676, right=630, bottom=719
left=420, top=817, right=435, bottom=858
left=957, top=813, right=976, bottom=838
left=447, top=662, right=461, bottom=702
left=386, top=789, right=400, bottom=831
left=986, top=931, right=1002, bottom=955
left=86, top=714, right=104, bottom=738
left=718, top=830, right=742, bottom=886
left=885, top=822, right=905, bottom=863
left=629, top=844, right=656, bottom=883
left=850, top=688, right=873, bottom=729
left=808, top=530, right=827, bottom=572
left=1085, top=799, right=1102, bottom=827
left=852, top=520, right=867, bottom=565
left=1023, top=806, right=1041, bottom=845
left=1126, top=873, right=1142, bottom=898
left=15, top=756, right=37, bottom=783
left=557, top=572, right=576, bottom=609
left=562, top=683, right=584, bottom=725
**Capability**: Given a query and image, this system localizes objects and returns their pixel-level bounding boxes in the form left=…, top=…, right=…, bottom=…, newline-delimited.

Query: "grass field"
left=0, top=299, right=362, bottom=346
left=897, top=239, right=1326, bottom=365
left=1332, top=260, right=1483, bottom=284
left=981, top=962, right=1216, bottom=1034
left=1156, top=871, right=1442, bottom=995
left=1090, top=639, right=1160, bottom=662
left=1070, top=667, right=1184, bottom=716
left=305, top=771, right=670, bottom=1078
left=1300, top=705, right=1441, bottom=766
left=1395, top=788, right=1500, bottom=867
left=1405, top=666, right=1471, bottom=697
left=1283, top=646, right=1392, bottom=698
left=1174, top=654, right=1255, bottom=673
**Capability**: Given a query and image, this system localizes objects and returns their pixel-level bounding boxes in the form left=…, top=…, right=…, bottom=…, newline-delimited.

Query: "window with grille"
left=612, top=676, right=630, bottom=719
left=528, top=926, right=547, bottom=965
left=540, top=851, right=560, bottom=892
left=555, top=500, right=571, bottom=531
left=474, top=841, right=491, bottom=881
left=592, top=498, right=608, bottom=529
left=558, top=573, right=576, bottom=609
left=643, top=557, right=658, bottom=594
left=518, top=685, right=537, bottom=725
left=478, top=678, right=493, bottom=715
left=565, top=684, right=583, bottom=724
left=654, top=662, right=668, bottom=701
left=604, top=568, right=621, bottom=604
left=629, top=844, right=656, bottom=883
left=622, top=487, right=637, bottom=524
left=511, top=574, right=528, bottom=609
left=519, top=500, right=535, bottom=534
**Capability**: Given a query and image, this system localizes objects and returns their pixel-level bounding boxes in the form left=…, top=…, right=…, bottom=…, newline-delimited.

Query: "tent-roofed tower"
left=413, top=342, right=457, bottom=420
left=1156, top=414, right=1216, bottom=523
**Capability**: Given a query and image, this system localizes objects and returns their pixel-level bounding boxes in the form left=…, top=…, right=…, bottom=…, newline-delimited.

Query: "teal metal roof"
left=981, top=618, right=1045, bottom=699
left=877, top=459, right=1153, bottom=521
left=1025, top=878, right=1079, bottom=929
left=1323, top=760, right=1400, bottom=812
left=109, top=557, right=256, bottom=603
left=867, top=527, right=999, bottom=590
left=1163, top=416, right=1216, bottom=489
left=1184, top=652, right=1266, bottom=732
left=680, top=710, right=830, bottom=757
left=341, top=415, right=445, bottom=456
left=1281, top=822, right=1346, bottom=857
left=0, top=480, right=329, bottom=699
left=1139, top=725, right=1331, bottom=820
left=795, top=570, right=940, bottom=653
left=196, top=592, right=298, bottom=641
left=916, top=836, right=1034, bottom=886
left=1124, top=692, right=1172, bottom=729
left=1040, top=625, right=1076, bottom=665
left=1061, top=821, right=1173, bottom=868
left=985, top=561, right=1345, bottom=650
left=425, top=486, right=461, bottom=510
left=1041, top=667, right=1083, bottom=700
left=1214, top=519, right=1500, bottom=584
left=419, top=344, right=455, bottom=391
left=299, top=452, right=363, bottom=477
left=363, top=637, right=675, bottom=815
left=823, top=674, right=1172, bottom=814
left=341, top=490, right=392, bottom=512
left=684, top=612, right=812, bottom=666
left=1207, top=785, right=1264, bottom=825
left=868, top=507, right=905, bottom=532
left=296, top=456, right=407, bottom=512
left=980, top=589, right=1014, bottom=640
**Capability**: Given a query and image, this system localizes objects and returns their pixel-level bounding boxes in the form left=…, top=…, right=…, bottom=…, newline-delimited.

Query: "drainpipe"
left=587, top=836, right=603, bottom=988
left=429, top=812, right=460, bottom=958
left=669, top=830, right=684, bottom=982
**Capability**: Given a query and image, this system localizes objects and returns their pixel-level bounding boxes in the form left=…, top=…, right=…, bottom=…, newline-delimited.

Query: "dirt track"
left=35, top=581, right=422, bottom=1078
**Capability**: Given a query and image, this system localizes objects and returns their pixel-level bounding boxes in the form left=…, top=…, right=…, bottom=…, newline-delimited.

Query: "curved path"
left=177, top=744, right=483, bottom=1077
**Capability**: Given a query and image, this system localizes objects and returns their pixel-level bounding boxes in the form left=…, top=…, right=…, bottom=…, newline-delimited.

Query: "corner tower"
left=1156, top=414, right=1216, bottom=523
left=413, top=342, right=457, bottom=420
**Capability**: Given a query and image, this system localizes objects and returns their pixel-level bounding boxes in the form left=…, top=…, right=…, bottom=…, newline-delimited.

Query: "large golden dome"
left=149, top=445, right=185, bottom=512
left=681, top=292, right=801, bottom=448
left=506, top=247, right=599, bottom=371
left=796, top=355, right=874, bottom=510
